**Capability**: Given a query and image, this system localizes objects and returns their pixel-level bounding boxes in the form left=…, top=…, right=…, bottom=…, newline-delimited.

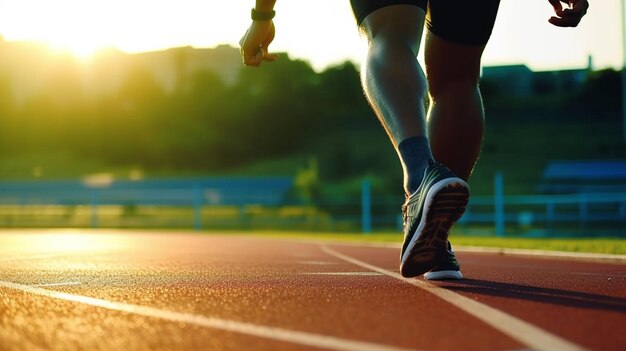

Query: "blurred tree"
left=5, top=44, right=620, bottom=188
left=293, top=158, right=321, bottom=204
left=316, top=61, right=371, bottom=129
left=160, top=69, right=228, bottom=169
left=224, top=57, right=321, bottom=165
left=91, top=63, right=166, bottom=165
left=18, top=56, right=86, bottom=152
left=0, top=74, right=14, bottom=154
left=574, top=69, right=621, bottom=121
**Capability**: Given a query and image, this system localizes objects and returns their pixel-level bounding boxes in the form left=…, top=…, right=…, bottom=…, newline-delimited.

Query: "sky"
left=0, top=0, right=622, bottom=72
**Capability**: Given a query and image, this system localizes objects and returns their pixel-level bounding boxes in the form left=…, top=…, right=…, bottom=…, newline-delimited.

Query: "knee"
left=367, top=33, right=419, bottom=58
left=426, top=61, right=481, bottom=99
left=428, top=76, right=480, bottom=100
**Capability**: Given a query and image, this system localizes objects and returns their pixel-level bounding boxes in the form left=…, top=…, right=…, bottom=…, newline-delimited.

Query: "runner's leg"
left=422, top=0, right=500, bottom=280
left=425, top=0, right=501, bottom=180
left=358, top=4, right=430, bottom=194
left=425, top=35, right=486, bottom=180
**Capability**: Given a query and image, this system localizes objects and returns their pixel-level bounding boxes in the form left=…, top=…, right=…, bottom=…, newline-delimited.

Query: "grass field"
left=1, top=203, right=624, bottom=254
left=0, top=227, right=623, bottom=255
left=247, top=231, right=626, bottom=255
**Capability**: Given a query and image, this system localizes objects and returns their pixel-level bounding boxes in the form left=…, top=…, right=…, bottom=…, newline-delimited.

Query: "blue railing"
left=0, top=177, right=293, bottom=230
left=1, top=176, right=624, bottom=236
left=459, top=192, right=626, bottom=236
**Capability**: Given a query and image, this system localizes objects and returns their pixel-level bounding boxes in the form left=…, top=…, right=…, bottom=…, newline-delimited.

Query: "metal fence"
left=458, top=192, right=626, bottom=237
left=0, top=178, right=296, bottom=230
left=1, top=176, right=625, bottom=236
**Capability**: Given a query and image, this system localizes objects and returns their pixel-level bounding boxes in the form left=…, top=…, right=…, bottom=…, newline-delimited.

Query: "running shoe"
left=424, top=241, right=463, bottom=280
left=400, top=162, right=469, bottom=278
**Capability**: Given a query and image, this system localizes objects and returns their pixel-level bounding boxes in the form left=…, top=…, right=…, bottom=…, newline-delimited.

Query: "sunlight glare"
left=0, top=230, right=128, bottom=255
left=1, top=0, right=114, bottom=60
left=0, top=0, right=621, bottom=70
left=47, top=33, right=108, bottom=61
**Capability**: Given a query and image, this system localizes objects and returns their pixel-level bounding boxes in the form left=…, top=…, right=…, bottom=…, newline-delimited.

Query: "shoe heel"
left=429, top=184, right=470, bottom=222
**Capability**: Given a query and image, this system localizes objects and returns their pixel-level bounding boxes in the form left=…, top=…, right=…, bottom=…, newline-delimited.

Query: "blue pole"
left=547, top=202, right=555, bottom=234
left=494, top=172, right=505, bottom=236
left=194, top=185, right=203, bottom=231
left=361, top=179, right=372, bottom=234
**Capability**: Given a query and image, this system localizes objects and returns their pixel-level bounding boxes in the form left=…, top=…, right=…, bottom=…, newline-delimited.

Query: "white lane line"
left=262, top=236, right=626, bottom=263
left=454, top=246, right=626, bottom=263
left=30, top=282, right=82, bottom=287
left=320, top=246, right=588, bottom=351
left=0, top=280, right=417, bottom=351
left=301, top=272, right=384, bottom=276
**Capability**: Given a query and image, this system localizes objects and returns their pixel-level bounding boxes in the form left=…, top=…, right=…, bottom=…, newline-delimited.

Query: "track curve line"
left=321, top=245, right=588, bottom=351
left=0, top=280, right=418, bottom=351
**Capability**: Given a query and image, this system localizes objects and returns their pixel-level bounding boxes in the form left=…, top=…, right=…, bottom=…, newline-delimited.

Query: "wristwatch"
left=251, top=8, right=275, bottom=21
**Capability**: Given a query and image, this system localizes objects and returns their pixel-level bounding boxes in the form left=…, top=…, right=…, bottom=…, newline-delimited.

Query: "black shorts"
left=350, top=0, right=501, bottom=45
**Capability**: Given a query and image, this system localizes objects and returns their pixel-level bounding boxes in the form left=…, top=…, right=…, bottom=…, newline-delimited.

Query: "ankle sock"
left=398, top=136, right=434, bottom=195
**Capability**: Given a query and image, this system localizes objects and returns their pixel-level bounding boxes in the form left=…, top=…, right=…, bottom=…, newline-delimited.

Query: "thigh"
left=426, top=0, right=501, bottom=46
left=355, top=4, right=427, bottom=55
left=425, top=0, right=500, bottom=89
left=425, top=33, right=485, bottom=90
left=351, top=0, right=427, bottom=26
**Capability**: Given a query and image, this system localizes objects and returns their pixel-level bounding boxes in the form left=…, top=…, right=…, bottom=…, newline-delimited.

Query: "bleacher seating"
left=0, top=177, right=294, bottom=206
left=537, top=160, right=626, bottom=194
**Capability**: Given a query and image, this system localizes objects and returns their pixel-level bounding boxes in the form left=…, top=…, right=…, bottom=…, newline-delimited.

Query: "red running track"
left=0, top=230, right=624, bottom=351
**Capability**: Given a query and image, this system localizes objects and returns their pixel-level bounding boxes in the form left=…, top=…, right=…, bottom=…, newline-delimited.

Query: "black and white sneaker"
left=424, top=241, right=463, bottom=280
left=400, top=162, right=469, bottom=278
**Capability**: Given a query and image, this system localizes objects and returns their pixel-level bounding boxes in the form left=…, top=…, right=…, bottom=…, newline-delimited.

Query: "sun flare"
left=0, top=0, right=117, bottom=60
left=46, top=36, right=107, bottom=60
left=0, top=0, right=621, bottom=70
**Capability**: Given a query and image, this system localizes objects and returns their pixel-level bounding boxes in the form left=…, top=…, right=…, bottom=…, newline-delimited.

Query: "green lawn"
left=245, top=230, right=626, bottom=255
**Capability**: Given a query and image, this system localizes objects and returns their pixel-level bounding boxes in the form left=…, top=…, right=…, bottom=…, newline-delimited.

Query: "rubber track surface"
left=0, top=230, right=624, bottom=351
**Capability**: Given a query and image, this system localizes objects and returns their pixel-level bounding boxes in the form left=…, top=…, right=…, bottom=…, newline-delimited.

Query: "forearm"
left=240, top=0, right=278, bottom=66
left=255, top=0, right=276, bottom=12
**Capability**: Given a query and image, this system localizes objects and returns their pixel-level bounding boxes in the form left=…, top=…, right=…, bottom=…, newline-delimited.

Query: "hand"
left=239, top=20, right=279, bottom=67
left=548, top=0, right=589, bottom=27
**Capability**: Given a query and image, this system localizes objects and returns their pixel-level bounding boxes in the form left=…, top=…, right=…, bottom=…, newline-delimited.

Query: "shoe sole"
left=424, top=270, right=464, bottom=280
left=400, top=178, right=469, bottom=278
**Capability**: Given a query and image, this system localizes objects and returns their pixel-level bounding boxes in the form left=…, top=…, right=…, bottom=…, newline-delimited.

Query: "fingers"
left=240, top=35, right=259, bottom=67
left=260, top=23, right=278, bottom=62
left=548, top=0, right=563, bottom=13
left=548, top=0, right=588, bottom=27
left=240, top=35, right=264, bottom=66
left=549, top=16, right=579, bottom=27
left=570, top=0, right=589, bottom=18
left=246, top=49, right=264, bottom=67
left=263, top=53, right=279, bottom=62
left=239, top=21, right=277, bottom=67
left=242, top=46, right=278, bottom=66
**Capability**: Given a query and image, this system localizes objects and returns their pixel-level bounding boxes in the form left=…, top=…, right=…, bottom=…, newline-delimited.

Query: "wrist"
left=251, top=8, right=275, bottom=21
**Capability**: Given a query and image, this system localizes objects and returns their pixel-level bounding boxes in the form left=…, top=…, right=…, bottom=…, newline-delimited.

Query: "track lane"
left=1, top=231, right=623, bottom=350
left=330, top=243, right=626, bottom=351
left=321, top=245, right=586, bottom=351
